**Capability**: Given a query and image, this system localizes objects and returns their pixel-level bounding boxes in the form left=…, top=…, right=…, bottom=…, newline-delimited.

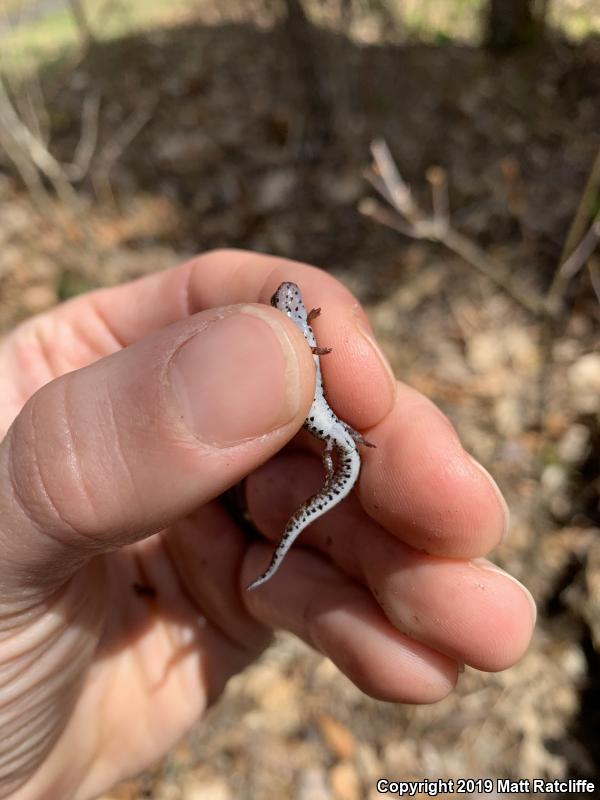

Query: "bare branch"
left=426, top=165, right=450, bottom=236
left=362, top=138, right=547, bottom=316
left=358, top=197, right=419, bottom=238
left=0, top=10, right=50, bottom=146
left=16, top=79, right=49, bottom=146
left=65, top=90, right=101, bottom=181
left=91, top=99, right=156, bottom=203
left=67, top=0, right=96, bottom=49
left=0, top=122, right=51, bottom=208
left=0, top=76, right=78, bottom=206
left=556, top=212, right=600, bottom=283
left=587, top=255, right=600, bottom=307
left=559, top=147, right=600, bottom=266
left=370, top=138, right=420, bottom=224
left=362, top=166, right=396, bottom=210
left=547, top=146, right=600, bottom=314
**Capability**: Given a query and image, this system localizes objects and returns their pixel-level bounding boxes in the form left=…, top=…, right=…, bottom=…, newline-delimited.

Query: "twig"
left=0, top=121, right=51, bottom=208
left=0, top=53, right=150, bottom=211
left=65, top=90, right=101, bottom=181
left=91, top=100, right=156, bottom=203
left=0, top=6, right=53, bottom=147
left=358, top=197, right=415, bottom=238
left=546, top=146, right=600, bottom=313
left=588, top=256, right=600, bottom=307
left=363, top=166, right=396, bottom=210
left=16, top=75, right=50, bottom=146
left=0, top=75, right=79, bottom=206
left=370, top=139, right=420, bottom=224
left=0, top=4, right=100, bottom=205
left=554, top=211, right=600, bottom=283
left=67, top=0, right=96, bottom=50
left=361, top=138, right=547, bottom=316
left=0, top=72, right=52, bottom=208
left=426, top=165, right=450, bottom=236
left=558, top=146, right=600, bottom=266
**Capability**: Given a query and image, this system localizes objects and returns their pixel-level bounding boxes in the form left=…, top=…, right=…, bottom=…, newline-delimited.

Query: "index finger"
left=183, top=250, right=397, bottom=429
left=18, top=249, right=397, bottom=430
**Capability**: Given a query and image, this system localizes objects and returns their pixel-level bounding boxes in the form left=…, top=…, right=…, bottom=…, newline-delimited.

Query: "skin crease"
left=0, top=251, right=535, bottom=800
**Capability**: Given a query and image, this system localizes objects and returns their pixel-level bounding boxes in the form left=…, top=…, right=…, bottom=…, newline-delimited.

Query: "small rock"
left=543, top=411, right=569, bottom=438
left=467, top=325, right=538, bottom=375
left=541, top=464, right=567, bottom=495
left=567, top=353, right=600, bottom=413
left=497, top=439, right=531, bottom=464
left=255, top=168, right=297, bottom=212
left=321, top=172, right=362, bottom=205
left=182, top=777, right=232, bottom=800
left=503, top=325, right=539, bottom=372
left=557, top=643, right=587, bottom=680
left=329, top=761, right=361, bottom=800
left=255, top=674, right=302, bottom=735
left=553, top=338, right=581, bottom=364
left=557, top=424, right=590, bottom=464
left=391, top=267, right=444, bottom=311
left=156, top=131, right=221, bottom=173
left=21, top=284, right=57, bottom=313
left=382, top=739, right=419, bottom=772
left=0, top=202, right=32, bottom=238
left=355, top=743, right=381, bottom=782
left=317, top=714, right=357, bottom=760
left=297, top=767, right=331, bottom=800
left=154, top=782, right=180, bottom=800
left=494, top=395, right=525, bottom=437
left=466, top=331, right=505, bottom=372
left=541, top=464, right=572, bottom=518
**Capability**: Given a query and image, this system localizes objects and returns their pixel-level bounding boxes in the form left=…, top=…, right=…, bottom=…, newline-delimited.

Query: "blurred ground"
left=0, top=2, right=599, bottom=799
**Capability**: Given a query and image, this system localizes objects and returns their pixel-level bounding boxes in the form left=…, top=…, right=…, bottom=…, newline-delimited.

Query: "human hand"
left=0, top=251, right=535, bottom=799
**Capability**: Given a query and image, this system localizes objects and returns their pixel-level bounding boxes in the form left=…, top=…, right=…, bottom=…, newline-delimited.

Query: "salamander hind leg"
left=307, top=308, right=331, bottom=354
left=342, top=421, right=376, bottom=448
left=322, top=438, right=335, bottom=480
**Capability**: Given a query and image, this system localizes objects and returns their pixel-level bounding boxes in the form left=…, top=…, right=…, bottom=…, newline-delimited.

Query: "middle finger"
left=245, top=452, right=534, bottom=672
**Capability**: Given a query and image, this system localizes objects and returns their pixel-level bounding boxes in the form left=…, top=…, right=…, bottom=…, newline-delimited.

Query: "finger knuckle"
left=7, top=380, right=97, bottom=543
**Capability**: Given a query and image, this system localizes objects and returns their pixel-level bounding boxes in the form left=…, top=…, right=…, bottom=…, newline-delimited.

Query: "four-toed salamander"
left=247, top=281, right=375, bottom=591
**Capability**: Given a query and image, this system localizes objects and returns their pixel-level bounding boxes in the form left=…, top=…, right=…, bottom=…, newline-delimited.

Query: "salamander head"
left=270, top=281, right=301, bottom=311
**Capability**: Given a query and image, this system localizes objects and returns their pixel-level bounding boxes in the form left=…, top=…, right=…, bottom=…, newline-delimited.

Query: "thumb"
left=0, top=303, right=315, bottom=591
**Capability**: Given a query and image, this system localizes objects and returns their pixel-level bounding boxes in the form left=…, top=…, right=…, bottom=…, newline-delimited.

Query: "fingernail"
left=467, top=454, right=511, bottom=541
left=169, top=306, right=301, bottom=447
left=471, top=558, right=537, bottom=625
